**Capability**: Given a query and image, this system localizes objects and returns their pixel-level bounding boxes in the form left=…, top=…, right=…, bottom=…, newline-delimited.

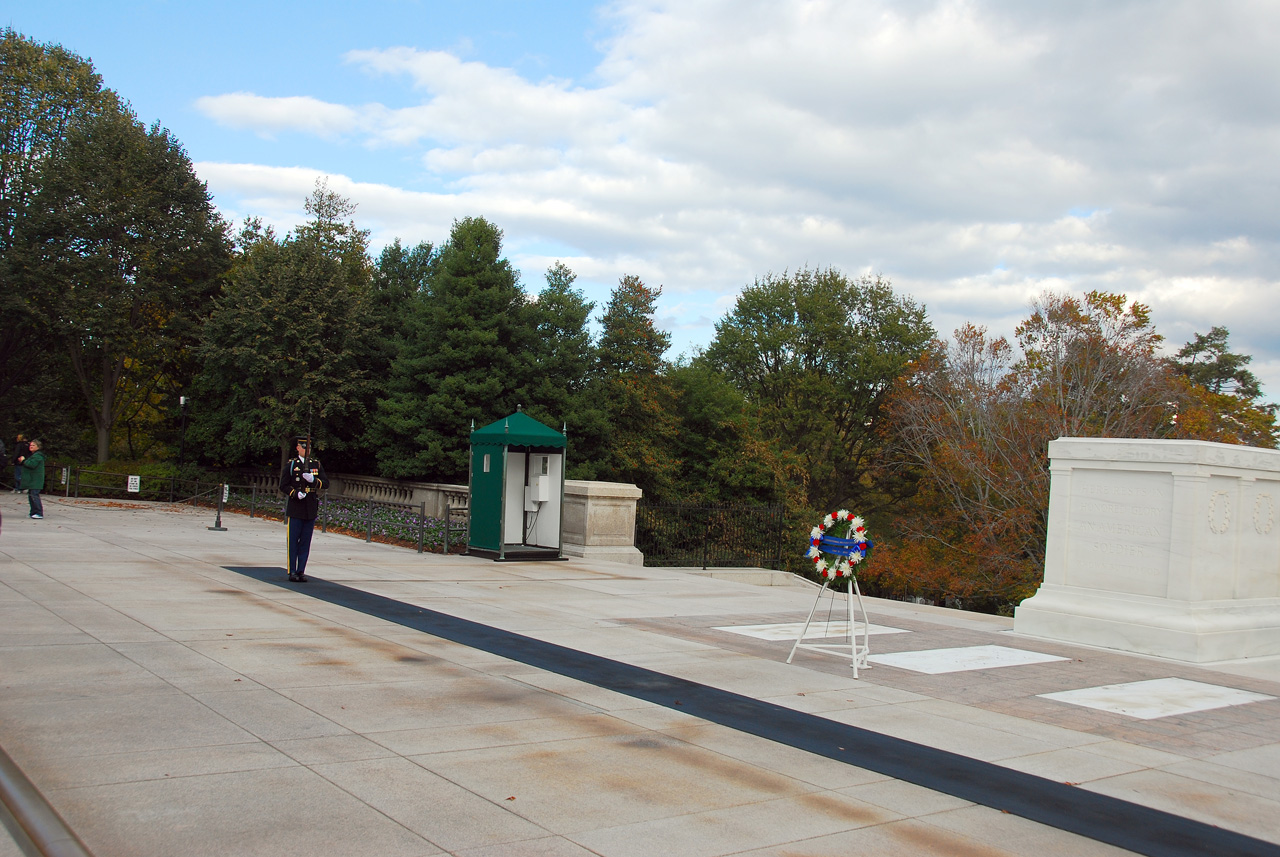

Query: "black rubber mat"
left=225, top=566, right=1280, bottom=857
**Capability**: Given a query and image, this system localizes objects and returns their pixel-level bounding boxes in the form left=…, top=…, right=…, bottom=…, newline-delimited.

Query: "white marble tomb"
left=1014, top=438, right=1280, bottom=662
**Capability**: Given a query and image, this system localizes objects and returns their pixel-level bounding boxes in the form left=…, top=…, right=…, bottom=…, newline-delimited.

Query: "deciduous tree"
left=704, top=269, right=933, bottom=514
left=16, top=96, right=229, bottom=462
left=668, top=362, right=801, bottom=506
left=1014, top=290, right=1172, bottom=438
left=884, top=292, right=1181, bottom=610
left=0, top=30, right=106, bottom=420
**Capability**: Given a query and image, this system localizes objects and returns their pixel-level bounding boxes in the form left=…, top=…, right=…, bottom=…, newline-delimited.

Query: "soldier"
left=278, top=436, right=327, bottom=582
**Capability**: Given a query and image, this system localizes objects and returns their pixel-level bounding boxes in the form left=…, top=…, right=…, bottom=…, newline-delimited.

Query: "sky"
left=7, top=0, right=1280, bottom=398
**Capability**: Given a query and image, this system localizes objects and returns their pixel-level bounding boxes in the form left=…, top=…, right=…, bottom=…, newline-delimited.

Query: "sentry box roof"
left=470, top=411, right=566, bottom=450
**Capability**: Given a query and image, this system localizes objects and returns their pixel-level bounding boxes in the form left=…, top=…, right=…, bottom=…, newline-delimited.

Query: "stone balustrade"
left=234, top=470, right=468, bottom=517
left=233, top=469, right=643, bottom=564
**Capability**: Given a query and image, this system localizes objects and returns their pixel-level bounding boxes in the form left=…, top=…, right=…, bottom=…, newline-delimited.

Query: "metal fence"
left=60, top=468, right=469, bottom=554
left=635, top=502, right=787, bottom=569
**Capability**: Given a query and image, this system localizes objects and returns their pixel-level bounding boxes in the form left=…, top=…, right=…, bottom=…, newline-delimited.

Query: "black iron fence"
left=58, top=468, right=468, bottom=554
left=636, top=502, right=787, bottom=569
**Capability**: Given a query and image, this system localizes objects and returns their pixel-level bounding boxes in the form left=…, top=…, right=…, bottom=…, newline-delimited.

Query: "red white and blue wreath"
left=807, top=510, right=871, bottom=579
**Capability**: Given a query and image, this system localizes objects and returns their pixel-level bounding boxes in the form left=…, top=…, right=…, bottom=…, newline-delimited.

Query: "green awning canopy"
left=470, top=411, right=566, bottom=449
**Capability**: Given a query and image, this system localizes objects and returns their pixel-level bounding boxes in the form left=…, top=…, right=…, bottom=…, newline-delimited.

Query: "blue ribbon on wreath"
left=816, top=535, right=872, bottom=558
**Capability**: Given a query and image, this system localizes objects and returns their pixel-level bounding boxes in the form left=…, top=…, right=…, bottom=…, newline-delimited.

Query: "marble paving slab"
left=1038, top=677, right=1276, bottom=720
left=867, top=645, right=1070, bottom=674
left=714, top=621, right=909, bottom=640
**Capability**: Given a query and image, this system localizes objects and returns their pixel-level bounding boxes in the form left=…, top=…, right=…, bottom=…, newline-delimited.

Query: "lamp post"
left=178, top=396, right=188, bottom=467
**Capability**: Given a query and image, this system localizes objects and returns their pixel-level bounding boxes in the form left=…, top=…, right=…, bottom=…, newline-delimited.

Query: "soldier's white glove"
left=296, top=491, right=306, bottom=500
left=302, top=472, right=315, bottom=483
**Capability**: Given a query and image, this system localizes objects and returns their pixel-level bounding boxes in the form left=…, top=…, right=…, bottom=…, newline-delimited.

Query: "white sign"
left=127, top=475, right=141, bottom=493
left=61, top=467, right=69, bottom=484
left=222, top=484, right=230, bottom=503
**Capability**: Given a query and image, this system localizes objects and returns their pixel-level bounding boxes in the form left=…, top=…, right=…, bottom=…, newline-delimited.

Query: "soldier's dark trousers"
left=287, top=517, right=316, bottom=576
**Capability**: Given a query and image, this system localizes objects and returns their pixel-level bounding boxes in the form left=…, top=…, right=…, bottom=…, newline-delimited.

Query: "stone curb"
left=0, top=746, right=94, bottom=857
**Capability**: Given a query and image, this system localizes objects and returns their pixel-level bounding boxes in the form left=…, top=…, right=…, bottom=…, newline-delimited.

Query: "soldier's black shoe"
left=295, top=574, right=309, bottom=583
left=287, top=573, right=300, bottom=582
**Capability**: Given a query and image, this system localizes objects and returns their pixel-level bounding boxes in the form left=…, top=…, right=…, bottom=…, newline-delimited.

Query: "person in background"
left=12, top=434, right=27, bottom=492
left=18, top=439, right=45, bottom=519
left=278, top=436, right=327, bottom=582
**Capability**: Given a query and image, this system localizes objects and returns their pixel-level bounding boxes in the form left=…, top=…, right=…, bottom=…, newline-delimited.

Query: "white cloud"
left=194, top=93, right=362, bottom=139
left=194, top=0, right=1280, bottom=397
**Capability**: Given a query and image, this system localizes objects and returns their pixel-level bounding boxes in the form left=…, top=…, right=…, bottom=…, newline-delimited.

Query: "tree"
left=1167, top=379, right=1278, bottom=449
left=883, top=325, right=1043, bottom=607
left=0, top=30, right=104, bottom=245
left=15, top=95, right=230, bottom=462
left=523, top=261, right=597, bottom=435
left=572, top=274, right=682, bottom=499
left=192, top=184, right=374, bottom=468
left=370, top=238, right=433, bottom=358
left=1171, top=326, right=1264, bottom=399
left=704, top=269, right=933, bottom=514
left=597, top=274, right=671, bottom=375
left=668, top=361, right=801, bottom=506
left=884, top=292, right=1181, bottom=610
left=0, top=30, right=106, bottom=416
left=1168, top=326, right=1277, bottom=447
left=373, top=216, right=533, bottom=481
left=1013, top=291, right=1172, bottom=438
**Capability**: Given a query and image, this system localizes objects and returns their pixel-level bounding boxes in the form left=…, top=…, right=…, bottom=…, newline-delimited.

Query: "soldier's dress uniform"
left=278, top=440, right=328, bottom=582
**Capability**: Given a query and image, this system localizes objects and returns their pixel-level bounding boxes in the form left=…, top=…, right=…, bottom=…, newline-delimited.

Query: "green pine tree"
left=576, top=274, right=681, bottom=499
left=523, top=261, right=597, bottom=437
left=373, top=216, right=533, bottom=482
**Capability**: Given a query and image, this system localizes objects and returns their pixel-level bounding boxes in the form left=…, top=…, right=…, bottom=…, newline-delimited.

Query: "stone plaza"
left=3, top=491, right=1280, bottom=856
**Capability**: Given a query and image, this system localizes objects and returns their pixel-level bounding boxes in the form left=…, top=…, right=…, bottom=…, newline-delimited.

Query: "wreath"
left=807, top=510, right=871, bottom=579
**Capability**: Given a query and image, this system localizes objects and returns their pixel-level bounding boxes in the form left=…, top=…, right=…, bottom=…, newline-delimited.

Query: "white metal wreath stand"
left=786, top=573, right=871, bottom=678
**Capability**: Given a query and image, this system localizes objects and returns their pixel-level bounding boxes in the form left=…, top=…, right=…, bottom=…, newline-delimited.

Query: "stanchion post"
left=443, top=505, right=451, bottom=555
left=702, top=510, right=711, bottom=570
left=774, top=506, right=785, bottom=570
left=417, top=501, right=425, bottom=553
left=208, top=483, right=228, bottom=531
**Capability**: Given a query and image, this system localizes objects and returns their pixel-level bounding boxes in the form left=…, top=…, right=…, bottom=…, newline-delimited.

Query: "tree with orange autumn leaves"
left=873, top=291, right=1276, bottom=613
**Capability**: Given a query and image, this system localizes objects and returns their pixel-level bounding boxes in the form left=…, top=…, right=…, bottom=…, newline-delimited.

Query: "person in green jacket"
left=18, top=439, right=45, bottom=519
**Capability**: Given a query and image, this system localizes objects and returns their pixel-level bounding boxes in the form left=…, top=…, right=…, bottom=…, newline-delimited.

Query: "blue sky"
left=7, top=2, right=608, bottom=185
left=7, top=1, right=1280, bottom=397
